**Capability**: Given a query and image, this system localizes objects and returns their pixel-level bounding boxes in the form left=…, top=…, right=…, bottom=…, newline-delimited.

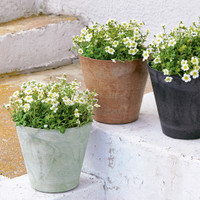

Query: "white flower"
left=182, top=74, right=191, bottom=82
left=52, top=99, right=59, bottom=107
left=128, top=48, right=138, bottom=55
left=191, top=57, right=199, bottom=65
left=163, top=69, right=169, bottom=75
left=81, top=28, right=87, bottom=34
left=105, top=46, right=110, bottom=52
left=142, top=51, right=149, bottom=61
left=50, top=106, right=58, bottom=113
left=76, top=119, right=80, bottom=125
left=23, top=104, right=30, bottom=112
left=131, top=41, right=137, bottom=48
left=85, top=33, right=93, bottom=42
left=74, top=108, right=80, bottom=118
left=24, top=96, right=33, bottom=103
left=194, top=66, right=200, bottom=70
left=78, top=48, right=83, bottom=54
left=38, top=94, right=43, bottom=100
left=181, top=64, right=189, bottom=71
left=108, top=48, right=115, bottom=55
left=164, top=76, right=173, bottom=83
left=111, top=59, right=116, bottom=63
left=160, top=45, right=165, bottom=50
left=154, top=56, right=161, bottom=64
left=25, top=88, right=32, bottom=95
left=4, top=104, right=10, bottom=109
left=94, top=104, right=101, bottom=108
left=190, top=70, right=199, bottom=79
left=44, top=124, right=48, bottom=128
left=112, top=41, right=119, bottom=47
left=181, top=60, right=188, bottom=66
left=13, top=91, right=19, bottom=98
left=168, top=39, right=176, bottom=47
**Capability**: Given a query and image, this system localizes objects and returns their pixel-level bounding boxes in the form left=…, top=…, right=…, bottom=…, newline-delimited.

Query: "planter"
left=16, top=123, right=92, bottom=193
left=79, top=55, right=148, bottom=124
left=148, top=66, right=200, bottom=139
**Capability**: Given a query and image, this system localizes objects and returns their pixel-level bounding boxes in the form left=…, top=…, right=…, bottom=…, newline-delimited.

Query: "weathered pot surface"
left=16, top=122, right=92, bottom=193
left=79, top=55, right=148, bottom=124
left=149, top=66, right=200, bottom=139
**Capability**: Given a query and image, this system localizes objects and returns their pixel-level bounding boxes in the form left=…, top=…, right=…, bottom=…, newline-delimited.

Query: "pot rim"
left=16, top=121, right=92, bottom=134
left=79, top=54, right=144, bottom=63
left=148, top=64, right=183, bottom=79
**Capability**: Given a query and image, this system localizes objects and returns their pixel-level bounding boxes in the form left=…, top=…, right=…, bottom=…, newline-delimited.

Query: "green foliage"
left=4, top=76, right=100, bottom=133
left=147, top=19, right=200, bottom=83
left=73, top=19, right=149, bottom=62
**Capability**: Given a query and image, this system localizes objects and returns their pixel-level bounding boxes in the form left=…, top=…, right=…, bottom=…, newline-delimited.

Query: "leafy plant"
left=73, top=19, right=149, bottom=62
left=146, top=19, right=200, bottom=83
left=4, top=75, right=100, bottom=133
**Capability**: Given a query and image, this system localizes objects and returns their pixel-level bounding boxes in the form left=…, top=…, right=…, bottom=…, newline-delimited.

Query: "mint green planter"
left=16, top=123, right=92, bottom=193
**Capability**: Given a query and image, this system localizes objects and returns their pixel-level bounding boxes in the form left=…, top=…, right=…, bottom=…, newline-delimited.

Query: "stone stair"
left=0, top=14, right=84, bottom=74
left=1, top=92, right=200, bottom=200
left=0, top=173, right=105, bottom=200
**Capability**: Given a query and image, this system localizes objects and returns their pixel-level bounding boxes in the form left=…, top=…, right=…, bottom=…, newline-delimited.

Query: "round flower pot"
left=16, top=123, right=92, bottom=193
left=148, top=66, right=200, bottom=139
left=79, top=55, right=148, bottom=124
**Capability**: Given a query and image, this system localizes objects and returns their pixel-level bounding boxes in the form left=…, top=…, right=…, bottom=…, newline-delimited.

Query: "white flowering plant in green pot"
left=4, top=75, right=99, bottom=133
left=73, top=19, right=149, bottom=62
left=4, top=75, right=100, bottom=193
left=146, top=20, right=200, bottom=83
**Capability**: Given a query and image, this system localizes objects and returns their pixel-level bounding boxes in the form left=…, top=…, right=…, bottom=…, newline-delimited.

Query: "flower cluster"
left=73, top=19, right=149, bottom=62
left=4, top=76, right=100, bottom=133
left=146, top=19, right=200, bottom=83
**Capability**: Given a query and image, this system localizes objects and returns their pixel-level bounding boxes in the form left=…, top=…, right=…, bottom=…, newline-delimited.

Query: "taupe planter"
left=16, top=123, right=92, bottom=193
left=79, top=55, right=148, bottom=124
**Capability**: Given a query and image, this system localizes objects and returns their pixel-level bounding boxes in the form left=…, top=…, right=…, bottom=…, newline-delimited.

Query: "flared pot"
left=16, top=123, right=92, bottom=192
left=149, top=66, right=200, bottom=139
left=79, top=55, right=148, bottom=124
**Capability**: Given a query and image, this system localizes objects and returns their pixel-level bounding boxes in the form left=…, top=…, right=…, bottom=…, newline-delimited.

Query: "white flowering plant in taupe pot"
left=73, top=19, right=149, bottom=62
left=146, top=19, right=200, bottom=83
left=4, top=75, right=99, bottom=133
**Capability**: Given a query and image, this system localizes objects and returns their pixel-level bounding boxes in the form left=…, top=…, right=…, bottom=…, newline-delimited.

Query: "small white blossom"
left=182, top=74, right=191, bottom=82
left=191, top=57, right=199, bottom=65
left=108, top=48, right=115, bottom=55
left=164, top=76, right=173, bottom=83
left=111, top=59, right=116, bottom=63
left=190, top=70, right=199, bottom=79
left=23, top=104, right=30, bottom=112
left=154, top=56, right=161, bottom=64
left=78, top=48, right=83, bottom=54
left=181, top=64, right=189, bottom=71
left=163, top=69, right=169, bottom=75
left=142, top=51, right=149, bottom=61
left=13, top=91, right=19, bottom=98
left=168, top=39, right=176, bottom=47
left=112, top=41, right=119, bottom=47
left=44, top=124, right=48, bottom=128
left=24, top=96, right=33, bottom=103
left=94, top=104, right=101, bottom=108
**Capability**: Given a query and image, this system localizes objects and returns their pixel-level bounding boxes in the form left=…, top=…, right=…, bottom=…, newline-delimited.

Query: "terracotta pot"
left=79, top=55, right=148, bottom=124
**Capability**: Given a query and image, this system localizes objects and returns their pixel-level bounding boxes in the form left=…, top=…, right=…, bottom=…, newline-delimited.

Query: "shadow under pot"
left=79, top=55, right=148, bottom=124
left=148, top=66, right=200, bottom=139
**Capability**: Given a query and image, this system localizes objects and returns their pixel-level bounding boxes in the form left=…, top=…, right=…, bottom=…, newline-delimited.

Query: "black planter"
left=148, top=66, right=200, bottom=139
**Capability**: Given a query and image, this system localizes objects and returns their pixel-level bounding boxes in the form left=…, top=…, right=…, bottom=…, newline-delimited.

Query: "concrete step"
left=83, top=92, right=200, bottom=200
left=0, top=15, right=84, bottom=74
left=0, top=172, right=105, bottom=200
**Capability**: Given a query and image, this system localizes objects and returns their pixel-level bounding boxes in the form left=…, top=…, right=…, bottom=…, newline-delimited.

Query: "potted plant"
left=4, top=76, right=99, bottom=192
left=73, top=19, right=149, bottom=124
left=146, top=20, right=200, bottom=139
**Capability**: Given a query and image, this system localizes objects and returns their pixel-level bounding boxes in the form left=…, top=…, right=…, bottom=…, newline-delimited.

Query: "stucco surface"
left=0, top=0, right=39, bottom=23
left=42, top=0, right=200, bottom=38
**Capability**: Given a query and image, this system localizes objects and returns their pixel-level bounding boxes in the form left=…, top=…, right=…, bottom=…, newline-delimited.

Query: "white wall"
left=0, top=0, right=40, bottom=23
left=41, top=0, right=200, bottom=38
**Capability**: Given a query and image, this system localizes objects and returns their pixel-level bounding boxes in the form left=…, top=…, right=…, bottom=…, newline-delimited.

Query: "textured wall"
left=42, top=0, right=200, bottom=38
left=0, top=0, right=39, bottom=23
